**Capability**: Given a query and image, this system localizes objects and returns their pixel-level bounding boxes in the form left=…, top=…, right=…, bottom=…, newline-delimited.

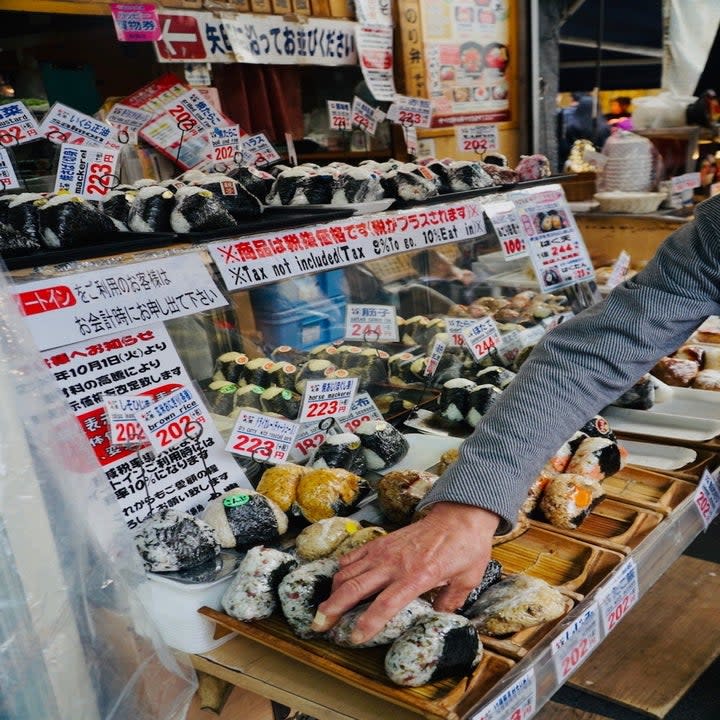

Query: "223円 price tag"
left=597, top=558, right=639, bottom=635
left=54, top=144, right=120, bottom=200
left=345, top=304, right=399, bottom=342
left=299, top=377, right=359, bottom=423
left=551, top=603, right=601, bottom=683
left=327, top=100, right=352, bottom=131
left=226, top=409, right=300, bottom=464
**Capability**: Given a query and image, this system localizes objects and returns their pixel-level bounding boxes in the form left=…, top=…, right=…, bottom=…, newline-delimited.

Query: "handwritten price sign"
left=104, top=394, right=153, bottom=446
left=597, top=558, right=639, bottom=635
left=0, top=149, right=20, bottom=189
left=54, top=144, right=120, bottom=200
left=226, top=409, right=299, bottom=464
left=457, top=124, right=498, bottom=155
left=462, top=316, right=502, bottom=361
left=485, top=200, right=528, bottom=260
left=345, top=303, right=399, bottom=342
left=138, top=386, right=208, bottom=455
left=341, top=392, right=384, bottom=433
left=551, top=604, right=601, bottom=683
left=327, top=100, right=352, bottom=131
left=470, top=669, right=536, bottom=720
left=241, top=133, right=280, bottom=167
left=0, top=101, right=41, bottom=147
left=694, top=468, right=720, bottom=529
left=299, top=377, right=359, bottom=423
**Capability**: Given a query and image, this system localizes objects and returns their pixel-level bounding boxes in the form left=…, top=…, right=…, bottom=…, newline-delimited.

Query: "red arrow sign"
left=155, top=15, right=206, bottom=60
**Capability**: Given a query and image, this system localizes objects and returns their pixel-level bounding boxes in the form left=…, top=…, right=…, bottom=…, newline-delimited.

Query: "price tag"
left=445, top=317, right=481, bottom=347
left=110, top=3, right=161, bottom=42
left=694, top=468, right=720, bottom=529
left=605, top=250, right=631, bottom=290
left=106, top=103, right=152, bottom=133
left=137, top=386, right=208, bottom=455
left=169, top=89, right=227, bottom=132
left=341, top=392, right=384, bottom=433
left=457, top=124, right=498, bottom=155
left=597, top=558, right=639, bottom=635
left=425, top=337, right=447, bottom=377
left=345, top=304, right=399, bottom=342
left=403, top=125, right=418, bottom=156
left=671, top=172, right=701, bottom=195
left=0, top=101, right=41, bottom=147
left=351, top=96, right=380, bottom=135
left=462, top=316, right=502, bottom=361
left=210, top=124, right=242, bottom=165
left=226, top=409, right=300, bottom=464
left=327, top=100, right=352, bottom=131
left=551, top=603, right=601, bottom=683
left=104, top=394, right=153, bottom=446
left=299, top=377, right=359, bottom=424
left=470, top=668, right=536, bottom=720
left=387, top=95, right=432, bottom=128
left=54, top=144, right=120, bottom=200
left=541, top=311, right=573, bottom=330
left=485, top=200, right=528, bottom=259
left=39, top=102, right=119, bottom=148
left=288, top=421, right=327, bottom=463
left=0, top=149, right=20, bottom=189
left=241, top=133, right=280, bottom=167
left=497, top=325, right=544, bottom=365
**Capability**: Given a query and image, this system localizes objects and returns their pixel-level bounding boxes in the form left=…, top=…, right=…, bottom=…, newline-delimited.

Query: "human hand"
left=454, top=268, right=476, bottom=286
left=311, top=502, right=500, bottom=644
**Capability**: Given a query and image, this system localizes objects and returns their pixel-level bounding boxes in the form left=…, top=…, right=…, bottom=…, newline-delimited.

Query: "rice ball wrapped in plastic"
left=538, top=472, right=604, bottom=529
left=293, top=467, right=363, bottom=523
left=332, top=526, right=387, bottom=557
left=356, top=420, right=409, bottom=470
left=255, top=463, right=307, bottom=513
left=311, top=433, right=367, bottom=476
left=294, top=517, right=363, bottom=561
left=203, top=489, right=288, bottom=549
left=377, top=469, right=438, bottom=525
left=134, top=508, right=220, bottom=572
left=566, top=436, right=624, bottom=480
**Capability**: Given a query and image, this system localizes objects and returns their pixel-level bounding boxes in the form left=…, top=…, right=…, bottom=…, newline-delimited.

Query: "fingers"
left=431, top=563, right=488, bottom=614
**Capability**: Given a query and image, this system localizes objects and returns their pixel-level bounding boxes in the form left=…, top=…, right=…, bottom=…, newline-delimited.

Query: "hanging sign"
left=299, top=377, right=359, bottom=423
left=0, top=101, right=41, bottom=147
left=154, top=10, right=235, bottom=63
left=345, top=303, right=399, bottom=342
left=551, top=603, right=601, bottom=683
left=484, top=200, right=528, bottom=260
left=209, top=124, right=242, bottom=166
left=39, top=102, right=119, bottom=148
left=53, top=144, right=120, bottom=200
left=351, top=96, right=380, bottom=135
left=387, top=94, right=432, bottom=128
left=457, top=124, right=499, bottom=155
left=241, top=133, right=281, bottom=167
left=596, top=558, right=640, bottom=635
left=111, top=3, right=162, bottom=42
left=0, top=148, right=20, bottom=189
left=328, top=100, right=352, bottom=131
left=341, top=392, right=384, bottom=433
left=462, top=316, right=502, bottom=361
left=355, top=25, right=396, bottom=101
left=226, top=409, right=300, bottom=465
left=288, top=421, right=327, bottom=463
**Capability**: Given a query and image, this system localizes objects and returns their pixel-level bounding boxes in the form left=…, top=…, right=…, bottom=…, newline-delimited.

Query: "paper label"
left=470, top=668, right=536, bottom=720
left=352, top=96, right=380, bottom=135
left=597, top=558, right=639, bottom=635
left=551, top=603, right=601, bottom=683
left=694, top=468, right=720, bottom=529
left=288, top=421, right=327, bottom=463
left=104, top=394, right=153, bottom=446
left=0, top=101, right=41, bottom=147
left=485, top=200, right=528, bottom=259
left=355, top=25, right=396, bottom=101
left=425, top=337, right=447, bottom=377
left=226, top=409, right=300, bottom=464
left=457, top=124, right=499, bottom=155
left=54, top=144, right=120, bottom=199
left=122, top=72, right=188, bottom=115
left=341, top=392, right=384, bottom=433
left=445, top=317, right=481, bottom=347
left=299, top=377, right=359, bottom=423
left=605, top=250, right=631, bottom=289
left=388, top=94, right=433, bottom=128
left=403, top=125, right=418, bottom=156
left=0, top=148, right=20, bottom=189
left=328, top=100, right=352, bottom=131
left=209, top=124, right=242, bottom=167
left=39, top=102, right=118, bottom=148
left=671, top=172, right=701, bottom=195
left=106, top=103, right=152, bottom=134
left=355, top=0, right=393, bottom=26
left=184, top=62, right=212, bottom=87
left=345, top=304, right=399, bottom=342
left=111, top=3, right=161, bottom=42
left=241, top=133, right=280, bottom=167
left=462, top=316, right=502, bottom=361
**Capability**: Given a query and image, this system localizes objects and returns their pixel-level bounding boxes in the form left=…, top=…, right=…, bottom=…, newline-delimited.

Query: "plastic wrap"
left=0, top=261, right=197, bottom=720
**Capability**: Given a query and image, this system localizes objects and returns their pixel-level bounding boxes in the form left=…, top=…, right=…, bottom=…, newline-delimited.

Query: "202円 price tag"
left=226, top=409, right=300, bottom=464
left=345, top=304, right=399, bottom=342
left=0, top=101, right=41, bottom=147
left=485, top=200, right=528, bottom=259
left=0, top=149, right=20, bottom=190
left=462, top=316, right=502, bottom=361
left=299, top=377, right=359, bottom=423
left=288, top=421, right=327, bottom=463
left=104, top=394, right=152, bottom=446
left=457, top=124, right=498, bottom=155
left=341, top=392, right=384, bottom=433
left=54, top=144, right=120, bottom=200
left=551, top=603, right=601, bottom=683
left=470, top=668, right=536, bottom=720
left=425, top=337, right=447, bottom=377
left=445, top=317, right=480, bottom=347
left=241, top=133, right=280, bottom=167
left=327, top=100, right=352, bottom=131
left=596, top=558, right=639, bottom=635
left=138, top=386, right=208, bottom=455
left=694, top=468, right=720, bottom=528
left=210, top=124, right=242, bottom=165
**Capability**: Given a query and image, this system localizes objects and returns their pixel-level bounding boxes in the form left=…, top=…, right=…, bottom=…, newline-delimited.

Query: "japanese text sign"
left=470, top=669, right=536, bottom=720
left=226, top=409, right=300, bottom=464
left=462, top=316, right=502, bottom=361
left=111, top=3, right=161, bottom=42
left=345, top=303, right=399, bottom=342
left=40, top=102, right=119, bottom=148
left=457, top=124, right=499, bottom=155
left=0, top=148, right=20, bottom=189
left=299, top=377, right=359, bottom=423
left=596, top=558, right=639, bottom=635
left=0, top=101, right=41, bottom=147
left=328, top=100, right=352, bottom=131
left=53, top=144, right=120, bottom=200
left=341, top=392, right=384, bottom=433
left=484, top=200, right=528, bottom=259
left=104, top=394, right=153, bottom=446
left=241, top=133, right=280, bottom=167
left=695, top=468, right=720, bottom=529
left=551, top=603, right=601, bottom=683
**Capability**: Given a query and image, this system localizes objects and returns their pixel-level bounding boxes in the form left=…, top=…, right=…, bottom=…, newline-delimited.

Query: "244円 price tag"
left=462, top=316, right=502, bottom=361
left=345, top=304, right=399, bottom=342
left=299, top=377, right=359, bottom=423
left=597, top=558, right=639, bottom=635
left=226, top=409, right=300, bottom=464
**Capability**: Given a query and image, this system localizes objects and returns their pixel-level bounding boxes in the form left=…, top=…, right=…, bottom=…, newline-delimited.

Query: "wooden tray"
left=490, top=525, right=624, bottom=596
left=601, top=466, right=697, bottom=515
left=198, top=608, right=515, bottom=720
left=529, top=498, right=665, bottom=554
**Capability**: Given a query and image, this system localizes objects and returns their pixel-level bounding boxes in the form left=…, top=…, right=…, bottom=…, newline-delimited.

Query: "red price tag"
left=113, top=420, right=146, bottom=445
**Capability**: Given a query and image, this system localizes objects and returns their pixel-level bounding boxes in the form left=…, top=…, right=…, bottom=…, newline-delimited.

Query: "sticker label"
left=226, top=409, right=300, bottom=464
left=597, top=558, right=639, bottom=635
left=345, top=304, right=399, bottom=342
left=299, top=377, right=359, bottom=423
left=551, top=603, right=601, bottom=683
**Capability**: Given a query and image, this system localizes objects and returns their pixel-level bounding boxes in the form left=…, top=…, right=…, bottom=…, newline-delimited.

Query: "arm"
left=313, top=195, right=720, bottom=643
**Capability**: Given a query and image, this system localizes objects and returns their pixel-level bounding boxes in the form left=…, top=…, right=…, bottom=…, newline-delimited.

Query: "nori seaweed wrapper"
left=99, top=190, right=133, bottom=229
left=213, top=351, right=249, bottom=384
left=4, top=193, right=45, bottom=246
left=39, top=194, right=118, bottom=248
left=270, top=345, right=308, bottom=366
left=170, top=186, right=237, bottom=233
left=458, top=559, right=504, bottom=615
left=223, top=492, right=284, bottom=548
left=0, top=221, right=42, bottom=257
left=229, top=166, right=275, bottom=204
left=356, top=420, right=409, bottom=470
left=312, top=433, right=367, bottom=476
left=260, top=386, right=301, bottom=419
left=128, top=185, right=176, bottom=233
left=196, top=174, right=263, bottom=220
left=234, top=383, right=265, bottom=412
left=207, top=380, right=239, bottom=415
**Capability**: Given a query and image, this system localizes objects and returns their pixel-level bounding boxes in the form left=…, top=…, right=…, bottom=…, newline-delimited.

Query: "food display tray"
left=602, top=405, right=720, bottom=445
left=621, top=439, right=715, bottom=482
left=601, top=466, right=697, bottom=514
left=198, top=608, right=515, bottom=720
left=529, top=498, right=665, bottom=554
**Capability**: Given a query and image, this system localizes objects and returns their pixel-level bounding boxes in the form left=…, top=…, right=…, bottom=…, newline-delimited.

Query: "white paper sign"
left=694, top=468, right=720, bottom=529
left=327, top=100, right=352, bottom=131
left=226, top=409, right=300, bottom=465
left=462, top=316, right=502, bottom=361
left=355, top=25, right=396, bottom=101
left=671, top=172, right=701, bottom=194
left=16, top=253, right=228, bottom=351
left=457, top=124, right=498, bottom=155
left=352, top=96, right=380, bottom=135
left=0, top=101, right=41, bottom=147
left=0, top=148, right=20, bottom=189
left=40, top=102, right=118, bottom=148
left=551, top=603, right=601, bottom=683
left=425, top=337, right=447, bottom=377
left=341, top=392, right=384, bottom=433
left=106, top=103, right=153, bottom=132
left=484, top=200, right=528, bottom=260
left=138, top=386, right=209, bottom=455
left=209, top=124, right=242, bottom=166
left=345, top=304, right=399, bottom=342
left=355, top=0, right=393, bottom=26
left=445, top=317, right=481, bottom=347
left=288, top=421, right=328, bottom=463
left=241, top=133, right=280, bottom=167
left=104, top=394, right=153, bottom=446
left=605, top=250, right=631, bottom=290
left=470, top=668, right=536, bottom=720
left=597, top=558, right=639, bottom=635
left=403, top=125, right=418, bottom=156
left=54, top=144, right=120, bottom=200
left=299, top=377, right=359, bottom=423
left=388, top=94, right=432, bottom=128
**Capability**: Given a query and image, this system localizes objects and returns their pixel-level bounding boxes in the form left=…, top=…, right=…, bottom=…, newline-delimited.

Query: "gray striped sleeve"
left=418, top=194, right=720, bottom=533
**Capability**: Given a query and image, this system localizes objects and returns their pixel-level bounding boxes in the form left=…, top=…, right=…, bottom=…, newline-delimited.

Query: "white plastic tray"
left=649, top=385, right=720, bottom=420
left=602, top=406, right=720, bottom=442
left=387, top=433, right=464, bottom=473
left=403, top=408, right=453, bottom=437
left=620, top=439, right=697, bottom=471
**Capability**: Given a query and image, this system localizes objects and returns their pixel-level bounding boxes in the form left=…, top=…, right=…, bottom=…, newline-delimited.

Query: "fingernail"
left=311, top=611, right=327, bottom=632
left=350, top=629, right=365, bottom=645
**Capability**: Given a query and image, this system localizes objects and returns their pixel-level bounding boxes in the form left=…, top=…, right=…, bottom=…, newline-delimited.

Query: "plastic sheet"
left=0, top=260, right=197, bottom=720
